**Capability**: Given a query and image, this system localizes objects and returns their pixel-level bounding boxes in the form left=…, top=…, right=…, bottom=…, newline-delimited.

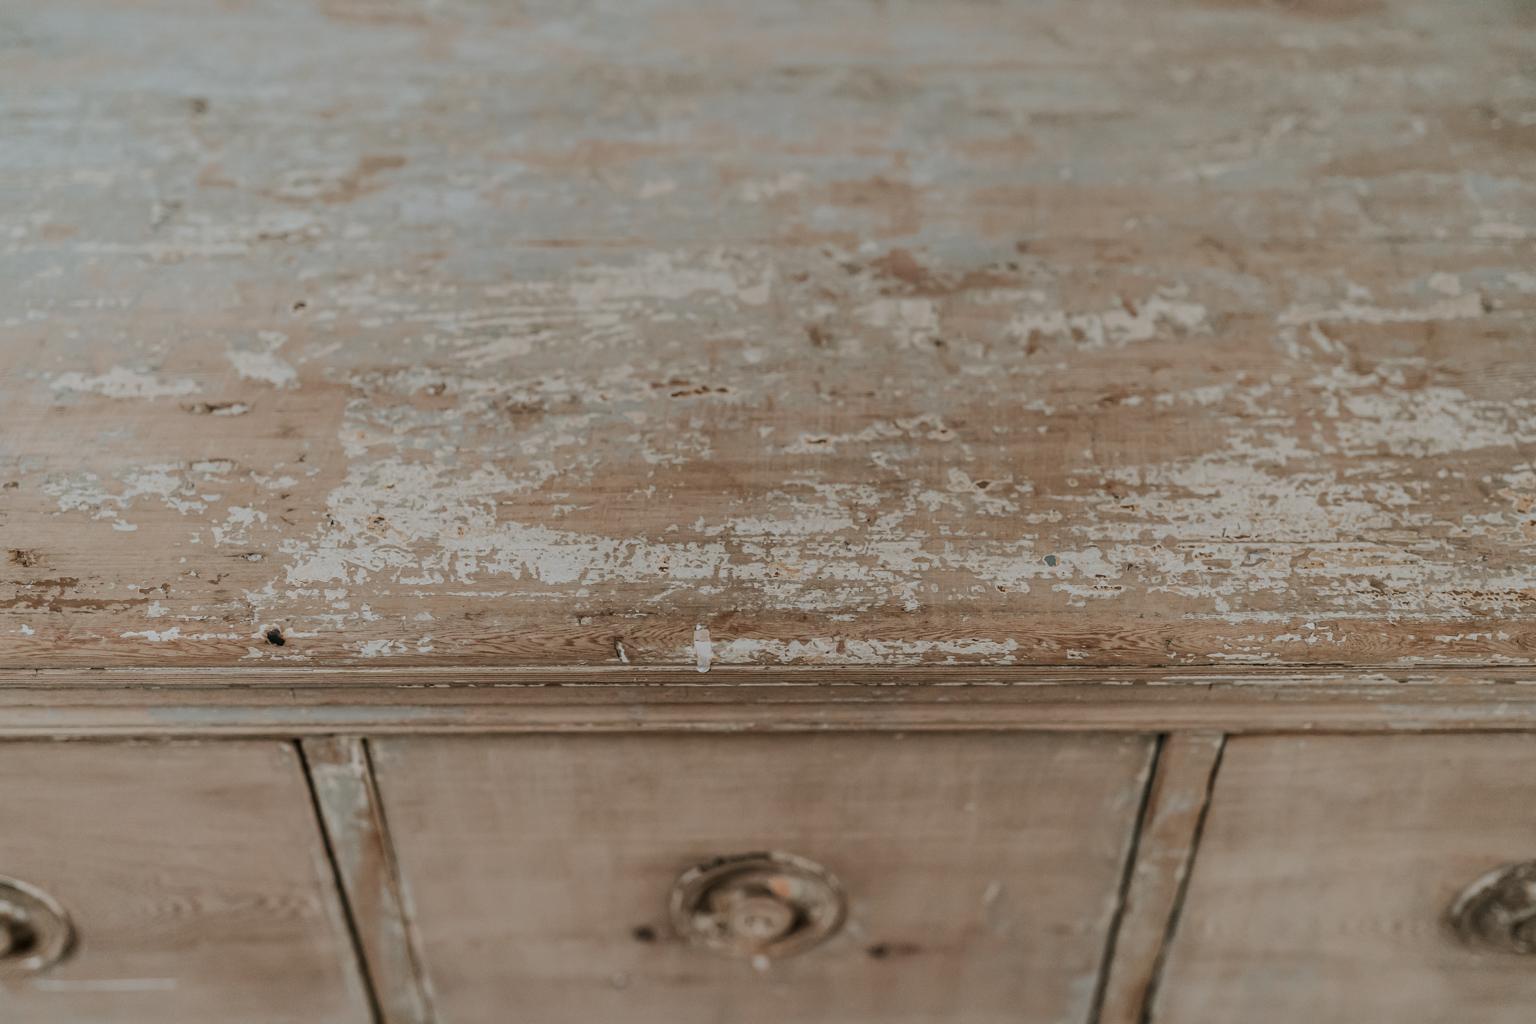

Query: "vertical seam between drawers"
left=1086, top=735, right=1164, bottom=1024
left=361, top=738, right=440, bottom=1023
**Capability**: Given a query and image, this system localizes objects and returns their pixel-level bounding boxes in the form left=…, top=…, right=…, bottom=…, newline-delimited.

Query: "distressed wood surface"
left=0, top=740, right=370, bottom=1023
left=3, top=0, right=1534, bottom=673
left=1154, top=734, right=1536, bottom=1023
left=370, top=732, right=1152, bottom=1023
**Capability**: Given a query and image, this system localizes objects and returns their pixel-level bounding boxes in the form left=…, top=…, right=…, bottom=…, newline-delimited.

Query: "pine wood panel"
left=1154, top=734, right=1536, bottom=1023
left=370, top=732, right=1152, bottom=1023
left=0, top=740, right=371, bottom=1023
left=2, top=0, right=1534, bottom=673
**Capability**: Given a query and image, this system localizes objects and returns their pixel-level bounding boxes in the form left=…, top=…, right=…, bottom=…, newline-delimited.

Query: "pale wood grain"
left=1096, top=733, right=1225, bottom=1024
left=1153, top=734, right=1536, bottom=1024
left=369, top=732, right=1152, bottom=1023
left=0, top=741, right=371, bottom=1023
left=303, top=736, right=434, bottom=1024
left=2, top=0, right=1533, bottom=672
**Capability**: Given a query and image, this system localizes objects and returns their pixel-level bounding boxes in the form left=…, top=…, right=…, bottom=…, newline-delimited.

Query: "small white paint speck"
left=693, top=624, right=713, bottom=673
left=227, top=331, right=299, bottom=387
left=353, top=638, right=405, bottom=658
left=121, top=627, right=181, bottom=642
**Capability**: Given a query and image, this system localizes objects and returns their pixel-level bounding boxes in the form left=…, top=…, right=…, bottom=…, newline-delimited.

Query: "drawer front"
left=372, top=732, right=1153, bottom=1024
left=1155, top=734, right=1536, bottom=1023
left=0, top=741, right=370, bottom=1023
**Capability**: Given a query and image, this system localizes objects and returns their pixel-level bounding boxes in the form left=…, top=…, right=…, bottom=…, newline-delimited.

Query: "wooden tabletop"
left=3, top=0, right=1534, bottom=674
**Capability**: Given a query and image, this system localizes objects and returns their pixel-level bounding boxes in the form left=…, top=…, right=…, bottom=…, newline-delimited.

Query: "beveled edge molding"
left=2, top=662, right=1535, bottom=689
left=0, top=665, right=1533, bottom=736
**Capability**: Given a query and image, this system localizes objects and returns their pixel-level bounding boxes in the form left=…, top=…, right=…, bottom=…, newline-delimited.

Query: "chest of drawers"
left=3, top=0, right=1535, bottom=1020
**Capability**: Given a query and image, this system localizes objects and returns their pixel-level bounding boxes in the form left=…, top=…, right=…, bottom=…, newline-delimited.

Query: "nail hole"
left=866, top=941, right=921, bottom=960
left=265, top=627, right=286, bottom=646
left=631, top=925, right=657, bottom=943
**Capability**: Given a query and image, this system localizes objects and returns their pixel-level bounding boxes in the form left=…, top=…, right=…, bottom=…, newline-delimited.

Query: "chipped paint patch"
left=353, top=638, right=407, bottom=657
left=715, top=637, right=1021, bottom=666
left=1278, top=292, right=1484, bottom=326
left=50, top=367, right=199, bottom=399
left=1009, top=293, right=1209, bottom=348
left=121, top=627, right=182, bottom=642
left=228, top=332, right=299, bottom=387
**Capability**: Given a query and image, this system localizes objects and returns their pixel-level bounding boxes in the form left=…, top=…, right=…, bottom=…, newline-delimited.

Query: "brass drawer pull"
left=1448, top=861, right=1536, bottom=954
left=669, top=852, right=845, bottom=961
left=0, top=877, right=75, bottom=976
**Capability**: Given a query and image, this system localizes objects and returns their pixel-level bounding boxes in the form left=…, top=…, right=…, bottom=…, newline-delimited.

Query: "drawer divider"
left=303, top=737, right=437, bottom=1024
left=1094, top=733, right=1226, bottom=1024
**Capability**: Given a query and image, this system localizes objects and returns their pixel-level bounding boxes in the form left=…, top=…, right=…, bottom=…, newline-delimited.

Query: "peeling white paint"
left=353, top=638, right=406, bottom=658
left=737, top=171, right=806, bottom=202
left=50, top=367, right=200, bottom=399
left=121, top=627, right=182, bottom=642
left=1008, top=293, right=1209, bottom=347
left=692, top=624, right=713, bottom=673
left=1278, top=292, right=1484, bottom=326
left=714, top=637, right=1021, bottom=665
left=228, top=331, right=299, bottom=387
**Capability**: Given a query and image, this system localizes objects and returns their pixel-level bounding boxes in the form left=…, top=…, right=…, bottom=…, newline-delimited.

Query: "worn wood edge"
left=1087, top=737, right=1163, bottom=1024
left=5, top=679, right=1536, bottom=736
left=1094, top=734, right=1226, bottom=1024
left=3, top=663, right=1536, bottom=689
left=300, top=737, right=435, bottom=1024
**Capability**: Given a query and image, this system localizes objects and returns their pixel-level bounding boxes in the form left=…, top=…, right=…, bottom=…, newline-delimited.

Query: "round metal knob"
left=1447, top=861, right=1536, bottom=954
left=669, top=852, right=845, bottom=961
left=0, top=877, right=75, bottom=976
left=725, top=895, right=798, bottom=944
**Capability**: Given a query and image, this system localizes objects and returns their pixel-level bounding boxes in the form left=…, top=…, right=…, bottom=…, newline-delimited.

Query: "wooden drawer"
left=0, top=741, right=370, bottom=1023
left=371, top=732, right=1153, bottom=1024
left=1154, top=735, right=1536, bottom=1023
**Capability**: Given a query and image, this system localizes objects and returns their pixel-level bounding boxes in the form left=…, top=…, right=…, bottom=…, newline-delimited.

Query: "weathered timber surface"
left=2, top=0, right=1534, bottom=672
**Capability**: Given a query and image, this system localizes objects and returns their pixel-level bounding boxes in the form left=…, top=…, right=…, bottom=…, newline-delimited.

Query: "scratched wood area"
left=3, top=0, right=1534, bottom=674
